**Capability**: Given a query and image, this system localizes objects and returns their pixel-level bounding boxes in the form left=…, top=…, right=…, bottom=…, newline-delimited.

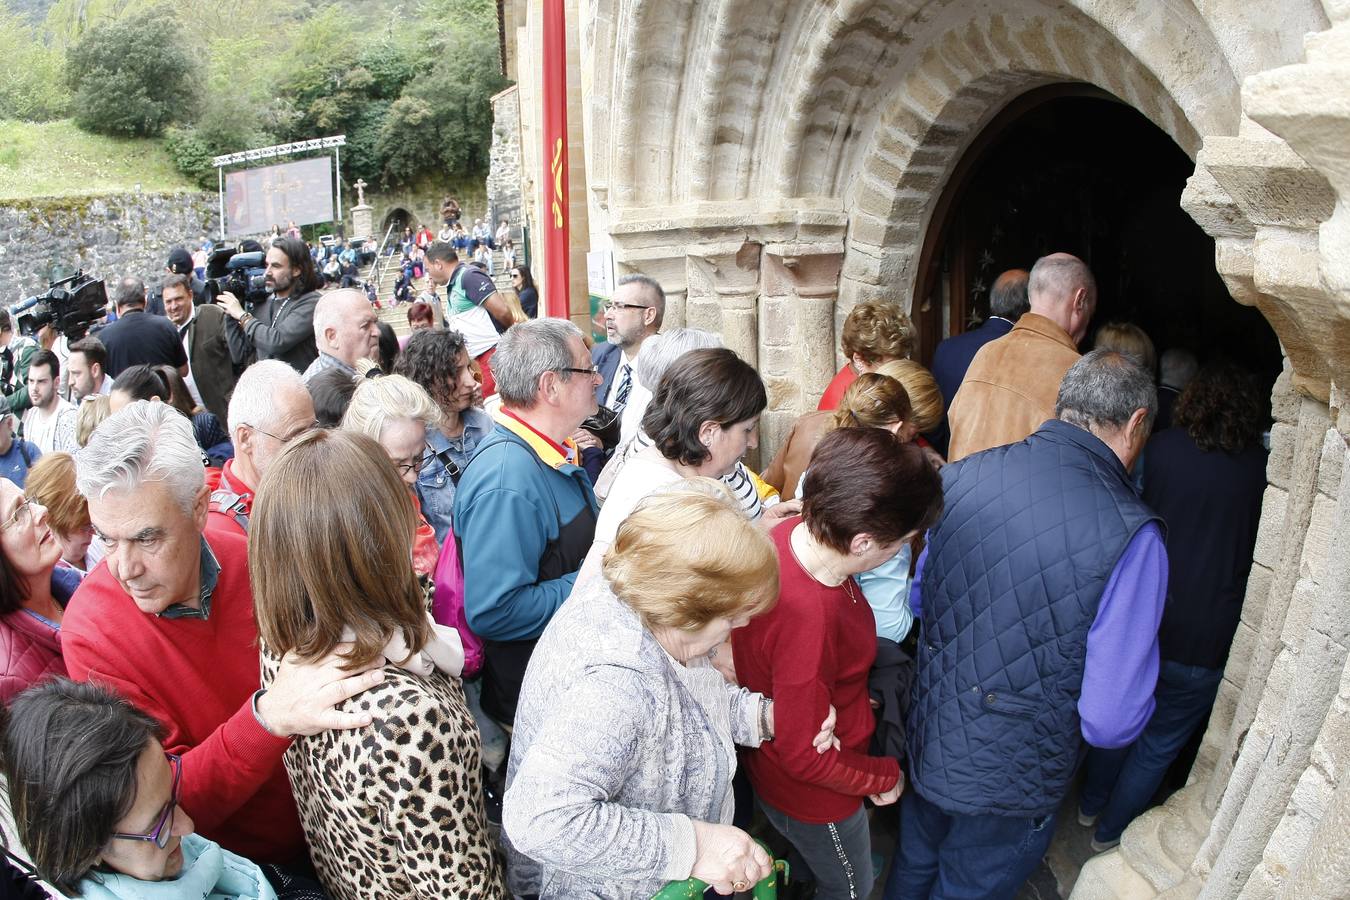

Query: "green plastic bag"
left=650, top=841, right=790, bottom=900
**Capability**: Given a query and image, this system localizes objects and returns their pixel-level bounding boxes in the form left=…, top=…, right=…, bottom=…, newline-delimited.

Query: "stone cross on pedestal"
left=351, top=179, right=373, bottom=238
left=354, top=179, right=368, bottom=207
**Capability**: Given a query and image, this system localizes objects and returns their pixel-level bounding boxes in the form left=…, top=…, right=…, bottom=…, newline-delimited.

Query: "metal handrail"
left=365, top=221, right=399, bottom=295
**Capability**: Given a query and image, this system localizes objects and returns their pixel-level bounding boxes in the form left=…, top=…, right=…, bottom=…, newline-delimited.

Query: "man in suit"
left=164, top=274, right=238, bottom=423
left=932, top=269, right=1030, bottom=411
left=589, top=274, right=664, bottom=446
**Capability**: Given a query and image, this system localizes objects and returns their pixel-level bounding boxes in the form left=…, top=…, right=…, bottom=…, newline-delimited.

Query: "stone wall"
left=0, top=192, right=218, bottom=303
left=487, top=86, right=525, bottom=241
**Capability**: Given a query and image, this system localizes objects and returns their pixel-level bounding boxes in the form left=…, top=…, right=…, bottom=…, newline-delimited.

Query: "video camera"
left=9, top=270, right=108, bottom=341
left=204, top=242, right=268, bottom=307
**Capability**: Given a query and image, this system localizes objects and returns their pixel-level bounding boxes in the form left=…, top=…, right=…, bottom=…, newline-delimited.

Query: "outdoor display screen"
left=224, top=157, right=334, bottom=237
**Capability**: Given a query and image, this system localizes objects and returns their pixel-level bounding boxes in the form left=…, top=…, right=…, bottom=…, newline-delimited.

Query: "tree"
left=66, top=8, right=199, bottom=137
left=0, top=6, right=68, bottom=120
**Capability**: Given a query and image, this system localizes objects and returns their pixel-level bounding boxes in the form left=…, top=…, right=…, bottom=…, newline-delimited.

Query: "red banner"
left=542, top=0, right=570, bottom=319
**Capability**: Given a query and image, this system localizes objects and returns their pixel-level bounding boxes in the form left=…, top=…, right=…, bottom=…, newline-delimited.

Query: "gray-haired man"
left=60, top=401, right=382, bottom=864
left=452, top=318, right=601, bottom=725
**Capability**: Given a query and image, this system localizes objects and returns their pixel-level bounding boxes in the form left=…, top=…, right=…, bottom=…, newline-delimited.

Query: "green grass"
left=0, top=119, right=196, bottom=200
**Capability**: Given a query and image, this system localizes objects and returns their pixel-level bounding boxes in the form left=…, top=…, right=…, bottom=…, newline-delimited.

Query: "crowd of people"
left=0, top=243, right=1270, bottom=900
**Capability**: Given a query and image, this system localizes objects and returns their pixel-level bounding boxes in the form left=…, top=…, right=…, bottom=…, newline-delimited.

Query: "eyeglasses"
left=247, top=421, right=319, bottom=442
left=394, top=443, right=434, bottom=477
left=111, top=753, right=182, bottom=850
left=1, top=497, right=35, bottom=532
left=602, top=301, right=651, bottom=313
left=557, top=365, right=600, bottom=378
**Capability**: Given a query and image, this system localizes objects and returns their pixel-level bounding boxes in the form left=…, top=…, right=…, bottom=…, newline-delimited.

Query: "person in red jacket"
left=61, top=401, right=384, bottom=865
left=733, top=428, right=943, bottom=898
left=816, top=299, right=914, bottom=411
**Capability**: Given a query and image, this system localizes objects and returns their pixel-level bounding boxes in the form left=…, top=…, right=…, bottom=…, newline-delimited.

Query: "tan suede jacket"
left=761, top=410, right=832, bottom=501
left=946, top=313, right=1081, bottom=462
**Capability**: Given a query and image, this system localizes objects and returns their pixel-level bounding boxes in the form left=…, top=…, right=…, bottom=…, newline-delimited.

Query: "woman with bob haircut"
left=2, top=678, right=298, bottom=898
left=108, top=365, right=232, bottom=466
left=817, top=300, right=915, bottom=411
left=733, top=427, right=944, bottom=898
left=341, top=374, right=443, bottom=576
left=24, top=451, right=101, bottom=574
left=251, top=429, right=504, bottom=900
left=505, top=482, right=837, bottom=898
left=762, top=372, right=916, bottom=502
left=583, top=347, right=792, bottom=575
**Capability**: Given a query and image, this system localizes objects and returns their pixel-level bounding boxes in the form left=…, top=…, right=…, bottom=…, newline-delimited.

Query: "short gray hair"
left=1029, top=254, right=1095, bottom=307
left=75, top=400, right=204, bottom=513
left=616, top=273, right=666, bottom=329
left=1056, top=349, right=1157, bottom=433
left=228, top=360, right=306, bottom=436
left=341, top=374, right=442, bottom=438
left=492, top=318, right=584, bottom=407
left=113, top=277, right=147, bottom=311
left=311, top=288, right=368, bottom=345
left=634, top=327, right=723, bottom=390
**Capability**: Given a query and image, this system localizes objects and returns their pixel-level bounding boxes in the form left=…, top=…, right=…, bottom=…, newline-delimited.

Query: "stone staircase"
left=361, top=250, right=514, bottom=337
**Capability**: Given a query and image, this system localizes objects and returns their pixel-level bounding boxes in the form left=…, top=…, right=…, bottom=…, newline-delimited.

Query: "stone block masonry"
left=0, top=193, right=218, bottom=304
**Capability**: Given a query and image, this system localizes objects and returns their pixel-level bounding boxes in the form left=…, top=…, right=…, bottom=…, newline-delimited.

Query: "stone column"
left=758, top=246, right=843, bottom=456
left=684, top=241, right=762, bottom=367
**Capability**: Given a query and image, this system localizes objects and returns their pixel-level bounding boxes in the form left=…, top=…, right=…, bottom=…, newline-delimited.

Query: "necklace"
left=791, top=526, right=859, bottom=604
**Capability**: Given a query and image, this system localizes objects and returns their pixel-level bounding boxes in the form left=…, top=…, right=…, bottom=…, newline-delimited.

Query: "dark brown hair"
left=271, top=236, right=320, bottom=295
left=394, top=328, right=470, bottom=412
left=641, top=348, right=767, bottom=467
left=250, top=429, right=429, bottom=671
left=0, top=487, right=28, bottom=612
left=68, top=336, right=107, bottom=370
left=802, top=427, right=943, bottom=552
left=2, top=678, right=163, bottom=895
left=1173, top=363, right=1266, bottom=454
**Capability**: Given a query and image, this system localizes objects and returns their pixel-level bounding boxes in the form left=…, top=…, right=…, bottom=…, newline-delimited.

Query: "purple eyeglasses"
left=110, top=753, right=182, bottom=850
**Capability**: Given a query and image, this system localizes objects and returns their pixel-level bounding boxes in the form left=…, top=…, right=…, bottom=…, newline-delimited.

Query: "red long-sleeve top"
left=732, top=518, right=900, bottom=823
left=61, top=522, right=304, bottom=863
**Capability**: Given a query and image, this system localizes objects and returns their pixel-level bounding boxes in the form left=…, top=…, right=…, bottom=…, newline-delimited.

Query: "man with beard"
left=216, top=237, right=321, bottom=373
left=590, top=273, right=664, bottom=445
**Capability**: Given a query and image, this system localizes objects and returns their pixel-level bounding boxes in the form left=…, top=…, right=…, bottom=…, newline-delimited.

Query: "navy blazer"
left=592, top=341, right=623, bottom=404
left=930, top=316, right=1015, bottom=410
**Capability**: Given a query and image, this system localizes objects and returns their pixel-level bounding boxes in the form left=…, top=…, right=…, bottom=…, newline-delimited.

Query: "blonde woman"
left=505, top=483, right=837, bottom=898
left=762, top=372, right=915, bottom=502
left=252, top=429, right=503, bottom=900
left=341, top=375, right=442, bottom=576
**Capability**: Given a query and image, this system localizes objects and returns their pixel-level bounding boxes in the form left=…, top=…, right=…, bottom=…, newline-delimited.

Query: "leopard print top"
left=260, top=655, right=506, bottom=899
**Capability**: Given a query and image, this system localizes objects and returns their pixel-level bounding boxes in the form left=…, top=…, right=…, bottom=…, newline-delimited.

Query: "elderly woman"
left=733, top=428, right=944, bottom=897
left=3, top=678, right=288, bottom=899
left=252, top=429, right=504, bottom=900
left=506, top=484, right=809, bottom=897
left=24, top=451, right=101, bottom=574
left=394, top=328, right=496, bottom=544
left=762, top=372, right=916, bottom=501
left=0, top=476, right=81, bottom=704
left=342, top=374, right=442, bottom=576
left=598, top=332, right=777, bottom=522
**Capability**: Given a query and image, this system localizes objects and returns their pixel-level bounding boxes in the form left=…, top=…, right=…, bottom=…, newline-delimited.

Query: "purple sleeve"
left=464, top=269, right=498, bottom=306
left=910, top=542, right=929, bottom=618
left=1079, top=522, right=1167, bottom=748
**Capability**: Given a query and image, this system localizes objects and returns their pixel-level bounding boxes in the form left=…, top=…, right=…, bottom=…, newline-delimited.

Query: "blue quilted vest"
left=906, top=419, right=1160, bottom=817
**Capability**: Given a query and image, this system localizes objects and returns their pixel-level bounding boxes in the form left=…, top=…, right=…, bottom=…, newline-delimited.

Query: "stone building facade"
left=499, top=1, right=1350, bottom=897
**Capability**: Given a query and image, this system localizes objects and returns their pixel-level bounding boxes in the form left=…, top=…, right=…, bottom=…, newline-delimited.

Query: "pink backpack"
left=432, top=527, right=484, bottom=677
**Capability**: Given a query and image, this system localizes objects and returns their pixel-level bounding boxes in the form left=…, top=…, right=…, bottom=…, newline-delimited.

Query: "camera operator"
left=0, top=309, right=39, bottom=417
left=217, top=236, right=321, bottom=374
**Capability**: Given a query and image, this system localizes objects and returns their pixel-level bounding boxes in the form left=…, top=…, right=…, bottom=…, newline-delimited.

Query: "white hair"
left=634, top=327, right=723, bottom=389
left=228, top=360, right=307, bottom=436
left=341, top=374, right=442, bottom=439
left=311, top=289, right=368, bottom=347
left=75, top=400, right=204, bottom=513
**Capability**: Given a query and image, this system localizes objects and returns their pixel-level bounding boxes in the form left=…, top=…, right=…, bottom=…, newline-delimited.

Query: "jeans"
left=760, top=800, right=873, bottom=900
left=1079, top=660, right=1224, bottom=843
left=885, top=788, right=1056, bottom=900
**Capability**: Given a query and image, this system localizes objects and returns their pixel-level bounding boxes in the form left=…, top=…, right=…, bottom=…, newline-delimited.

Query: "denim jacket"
left=417, top=406, right=493, bottom=544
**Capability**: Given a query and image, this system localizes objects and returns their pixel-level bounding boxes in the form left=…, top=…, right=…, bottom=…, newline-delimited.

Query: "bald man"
left=302, top=288, right=381, bottom=383
left=931, top=269, right=1030, bottom=436
left=946, top=253, right=1096, bottom=462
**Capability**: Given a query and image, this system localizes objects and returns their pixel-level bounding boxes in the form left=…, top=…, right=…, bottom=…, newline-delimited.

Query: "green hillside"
left=0, top=119, right=196, bottom=199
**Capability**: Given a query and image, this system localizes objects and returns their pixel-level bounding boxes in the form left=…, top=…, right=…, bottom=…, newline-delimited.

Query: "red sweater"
left=732, top=518, right=900, bottom=823
left=816, top=364, right=857, bottom=411
left=61, top=522, right=303, bottom=863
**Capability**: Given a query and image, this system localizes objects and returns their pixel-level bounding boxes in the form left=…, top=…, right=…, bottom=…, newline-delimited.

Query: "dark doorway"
left=912, top=87, right=1281, bottom=388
